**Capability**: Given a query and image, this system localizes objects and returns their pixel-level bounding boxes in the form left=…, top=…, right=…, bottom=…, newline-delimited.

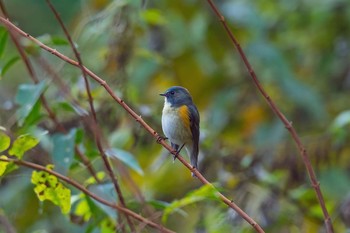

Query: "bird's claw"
left=173, top=143, right=185, bottom=161
left=156, top=135, right=168, bottom=144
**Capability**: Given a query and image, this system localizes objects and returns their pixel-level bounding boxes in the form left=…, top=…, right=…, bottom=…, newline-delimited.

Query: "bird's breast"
left=162, top=102, right=192, bottom=145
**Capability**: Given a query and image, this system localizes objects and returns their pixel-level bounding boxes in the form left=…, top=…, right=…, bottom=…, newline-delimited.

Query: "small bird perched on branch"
left=160, top=86, right=200, bottom=177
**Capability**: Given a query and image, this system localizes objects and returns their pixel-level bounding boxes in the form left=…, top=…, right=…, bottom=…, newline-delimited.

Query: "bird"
left=160, top=86, right=200, bottom=177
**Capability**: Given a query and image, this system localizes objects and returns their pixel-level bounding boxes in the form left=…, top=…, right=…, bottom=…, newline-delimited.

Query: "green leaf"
left=100, top=218, right=116, bottom=233
left=140, top=9, right=167, bottom=26
left=21, top=101, right=43, bottom=128
left=71, top=103, right=89, bottom=116
left=0, top=147, right=18, bottom=176
left=15, top=81, right=46, bottom=126
left=0, top=29, right=8, bottom=58
left=51, top=36, right=69, bottom=46
left=105, top=148, right=143, bottom=175
left=52, top=128, right=76, bottom=175
left=330, top=110, right=350, bottom=145
left=8, top=134, right=39, bottom=159
left=54, top=102, right=76, bottom=113
left=109, top=128, right=133, bottom=148
left=31, top=164, right=71, bottom=214
left=55, top=102, right=73, bottom=112
left=0, top=155, right=9, bottom=176
left=331, top=110, right=350, bottom=129
left=54, top=102, right=89, bottom=117
left=88, top=183, right=117, bottom=219
left=37, top=34, right=69, bottom=46
left=320, top=168, right=350, bottom=201
left=84, top=171, right=106, bottom=186
left=0, top=131, right=10, bottom=152
left=1, top=56, right=20, bottom=77
left=75, top=128, right=84, bottom=144
left=147, top=200, right=170, bottom=210
left=74, top=194, right=92, bottom=222
left=147, top=199, right=188, bottom=217
left=162, top=184, right=218, bottom=223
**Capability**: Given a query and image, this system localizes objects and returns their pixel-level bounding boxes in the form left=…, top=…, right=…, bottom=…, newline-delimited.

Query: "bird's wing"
left=188, top=104, right=200, bottom=167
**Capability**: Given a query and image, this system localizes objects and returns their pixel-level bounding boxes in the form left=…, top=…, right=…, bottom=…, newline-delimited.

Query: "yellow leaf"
left=31, top=165, right=71, bottom=214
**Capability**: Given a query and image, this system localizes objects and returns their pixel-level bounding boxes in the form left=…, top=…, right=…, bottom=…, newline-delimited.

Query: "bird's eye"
left=170, top=91, right=175, bottom=95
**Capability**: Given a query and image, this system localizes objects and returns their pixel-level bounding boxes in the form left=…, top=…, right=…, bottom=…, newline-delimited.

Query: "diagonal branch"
left=45, top=1, right=134, bottom=232
left=0, top=157, right=175, bottom=233
left=204, top=1, right=334, bottom=232
left=0, top=1, right=100, bottom=183
left=0, top=16, right=264, bottom=233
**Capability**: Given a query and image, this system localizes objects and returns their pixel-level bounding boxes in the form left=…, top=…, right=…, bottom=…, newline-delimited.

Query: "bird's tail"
left=186, top=143, right=198, bottom=177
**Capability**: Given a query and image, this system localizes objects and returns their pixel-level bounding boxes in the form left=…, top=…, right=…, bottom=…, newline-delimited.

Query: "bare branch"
left=0, top=157, right=175, bottom=233
left=0, top=1, right=100, bottom=182
left=204, top=0, right=333, bottom=232
left=45, top=1, right=134, bottom=231
left=0, top=16, right=264, bottom=232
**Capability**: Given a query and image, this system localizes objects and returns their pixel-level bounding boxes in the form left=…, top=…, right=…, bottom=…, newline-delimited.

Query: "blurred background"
left=1, top=0, right=350, bottom=232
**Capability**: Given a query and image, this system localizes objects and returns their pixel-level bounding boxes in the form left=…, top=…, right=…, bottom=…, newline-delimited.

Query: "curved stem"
left=0, top=16, right=264, bottom=233
left=45, top=1, right=134, bottom=231
left=205, top=1, right=333, bottom=232
left=0, top=1, right=100, bottom=183
left=0, top=157, right=174, bottom=233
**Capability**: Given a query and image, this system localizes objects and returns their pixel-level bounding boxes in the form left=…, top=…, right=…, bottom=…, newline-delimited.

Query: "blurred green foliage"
left=1, top=0, right=350, bottom=232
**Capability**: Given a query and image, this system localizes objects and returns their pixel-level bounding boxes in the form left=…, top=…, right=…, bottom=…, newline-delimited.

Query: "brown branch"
left=0, top=214, right=16, bottom=233
left=35, top=17, right=152, bottom=224
left=36, top=56, right=101, bottom=183
left=45, top=1, right=134, bottom=231
left=45, top=0, right=97, bottom=122
left=205, top=1, right=334, bottom=232
left=0, top=1, right=101, bottom=184
left=0, top=157, right=174, bottom=233
left=0, top=1, right=64, bottom=132
left=0, top=16, right=264, bottom=232
left=35, top=55, right=80, bottom=105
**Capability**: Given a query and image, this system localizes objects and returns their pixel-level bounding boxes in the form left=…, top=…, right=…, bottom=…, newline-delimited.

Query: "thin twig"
left=36, top=56, right=101, bottom=183
left=45, top=1, right=134, bottom=231
left=0, top=16, right=264, bottom=232
left=0, top=1, right=63, bottom=131
left=35, top=21, right=152, bottom=220
left=204, top=1, right=333, bottom=232
left=0, top=157, right=175, bottom=233
left=0, top=1, right=100, bottom=184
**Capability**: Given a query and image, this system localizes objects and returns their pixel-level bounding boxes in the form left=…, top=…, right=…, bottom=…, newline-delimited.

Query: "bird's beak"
left=159, top=93, right=166, bottom=97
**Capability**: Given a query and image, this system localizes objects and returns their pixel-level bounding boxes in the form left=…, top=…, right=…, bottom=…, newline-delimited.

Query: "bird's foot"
left=191, top=166, right=197, bottom=178
left=173, top=143, right=185, bottom=161
left=156, top=135, right=168, bottom=144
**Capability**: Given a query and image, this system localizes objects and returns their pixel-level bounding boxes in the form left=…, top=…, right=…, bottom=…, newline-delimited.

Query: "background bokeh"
left=1, top=0, right=350, bottom=232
